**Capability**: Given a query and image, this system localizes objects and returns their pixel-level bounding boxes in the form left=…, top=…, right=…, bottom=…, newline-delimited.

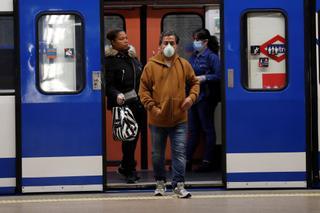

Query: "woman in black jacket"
left=105, top=29, right=145, bottom=184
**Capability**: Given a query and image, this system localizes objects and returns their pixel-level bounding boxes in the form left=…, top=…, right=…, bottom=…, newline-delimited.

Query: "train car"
left=0, top=0, right=318, bottom=195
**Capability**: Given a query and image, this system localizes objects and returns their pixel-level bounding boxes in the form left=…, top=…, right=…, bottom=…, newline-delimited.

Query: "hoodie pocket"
left=158, top=99, right=170, bottom=119
left=171, top=97, right=184, bottom=121
left=149, top=98, right=169, bottom=119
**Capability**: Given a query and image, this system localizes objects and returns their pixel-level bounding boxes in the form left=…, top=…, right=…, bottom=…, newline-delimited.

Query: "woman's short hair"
left=106, top=29, right=124, bottom=42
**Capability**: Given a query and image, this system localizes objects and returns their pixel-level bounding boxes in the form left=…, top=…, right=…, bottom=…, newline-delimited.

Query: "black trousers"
left=121, top=102, right=146, bottom=174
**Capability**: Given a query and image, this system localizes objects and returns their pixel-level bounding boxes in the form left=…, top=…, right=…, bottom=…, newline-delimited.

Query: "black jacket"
left=105, top=46, right=143, bottom=110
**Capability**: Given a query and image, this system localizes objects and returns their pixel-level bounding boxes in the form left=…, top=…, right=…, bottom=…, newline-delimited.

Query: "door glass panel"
left=162, top=14, right=203, bottom=59
left=244, top=12, right=287, bottom=90
left=0, top=16, right=15, bottom=91
left=38, top=14, right=84, bottom=93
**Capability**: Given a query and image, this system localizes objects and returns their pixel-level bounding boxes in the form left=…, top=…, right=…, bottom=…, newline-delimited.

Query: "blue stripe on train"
left=22, top=176, right=103, bottom=186
left=0, top=158, right=15, bottom=178
left=0, top=187, right=15, bottom=194
left=227, top=172, right=306, bottom=182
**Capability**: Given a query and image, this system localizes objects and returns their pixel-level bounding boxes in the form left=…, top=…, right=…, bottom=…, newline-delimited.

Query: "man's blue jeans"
left=150, top=122, right=187, bottom=187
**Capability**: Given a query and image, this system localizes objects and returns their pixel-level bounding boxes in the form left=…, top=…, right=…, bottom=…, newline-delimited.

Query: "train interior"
left=103, top=3, right=223, bottom=189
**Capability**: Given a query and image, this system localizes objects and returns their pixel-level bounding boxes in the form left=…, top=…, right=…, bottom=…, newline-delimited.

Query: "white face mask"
left=163, top=44, right=175, bottom=58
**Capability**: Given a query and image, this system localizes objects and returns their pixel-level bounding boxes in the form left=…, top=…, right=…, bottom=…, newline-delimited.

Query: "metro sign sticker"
left=260, top=35, right=286, bottom=63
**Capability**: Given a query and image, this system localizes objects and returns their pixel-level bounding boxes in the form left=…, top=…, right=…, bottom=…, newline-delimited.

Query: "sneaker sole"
left=176, top=193, right=192, bottom=199
left=154, top=187, right=166, bottom=196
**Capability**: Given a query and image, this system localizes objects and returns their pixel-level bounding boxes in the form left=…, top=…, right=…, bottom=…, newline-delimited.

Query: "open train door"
left=223, top=0, right=307, bottom=188
left=16, top=0, right=105, bottom=193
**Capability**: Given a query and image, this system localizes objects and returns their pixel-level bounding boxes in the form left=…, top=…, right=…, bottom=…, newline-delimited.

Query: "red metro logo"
left=260, top=35, right=286, bottom=63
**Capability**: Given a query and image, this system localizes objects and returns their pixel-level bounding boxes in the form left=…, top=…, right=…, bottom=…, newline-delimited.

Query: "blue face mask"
left=193, top=40, right=204, bottom=52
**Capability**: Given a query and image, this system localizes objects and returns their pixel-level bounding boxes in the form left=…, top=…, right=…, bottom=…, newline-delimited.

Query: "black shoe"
left=195, top=161, right=214, bottom=173
left=126, top=174, right=140, bottom=184
left=117, top=167, right=128, bottom=178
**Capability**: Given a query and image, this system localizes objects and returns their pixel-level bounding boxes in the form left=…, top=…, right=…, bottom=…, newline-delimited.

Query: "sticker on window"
left=47, top=48, right=57, bottom=59
left=64, top=48, right=75, bottom=58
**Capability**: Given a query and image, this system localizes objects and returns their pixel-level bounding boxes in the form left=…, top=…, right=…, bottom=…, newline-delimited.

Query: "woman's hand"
left=196, top=75, right=206, bottom=83
left=117, top=93, right=125, bottom=105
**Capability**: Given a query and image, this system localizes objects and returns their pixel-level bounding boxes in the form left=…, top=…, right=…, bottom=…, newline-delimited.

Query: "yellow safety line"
left=1, top=193, right=320, bottom=204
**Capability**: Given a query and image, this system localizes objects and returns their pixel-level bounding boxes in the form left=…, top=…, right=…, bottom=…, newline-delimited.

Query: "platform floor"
left=1, top=189, right=320, bottom=213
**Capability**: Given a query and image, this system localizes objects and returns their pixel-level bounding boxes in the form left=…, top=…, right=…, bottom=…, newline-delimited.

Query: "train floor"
left=106, top=170, right=223, bottom=188
left=1, top=189, right=320, bottom=213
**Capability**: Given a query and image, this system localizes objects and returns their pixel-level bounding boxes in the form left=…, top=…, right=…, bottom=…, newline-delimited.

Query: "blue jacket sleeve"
left=205, top=53, right=221, bottom=82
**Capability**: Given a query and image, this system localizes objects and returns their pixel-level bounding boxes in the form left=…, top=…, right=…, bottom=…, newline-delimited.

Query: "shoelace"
left=176, top=184, right=187, bottom=194
left=177, top=186, right=185, bottom=191
left=157, top=184, right=165, bottom=190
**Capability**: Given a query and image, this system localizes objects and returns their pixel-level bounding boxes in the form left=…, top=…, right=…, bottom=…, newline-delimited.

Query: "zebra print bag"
left=112, top=106, right=138, bottom=142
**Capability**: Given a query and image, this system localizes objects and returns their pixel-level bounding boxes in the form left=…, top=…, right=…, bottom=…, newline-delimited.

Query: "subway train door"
left=17, top=0, right=104, bottom=193
left=104, top=6, right=208, bottom=187
left=224, top=0, right=307, bottom=188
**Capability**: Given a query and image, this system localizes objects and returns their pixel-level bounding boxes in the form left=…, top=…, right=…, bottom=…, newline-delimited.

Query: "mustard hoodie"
left=139, top=53, right=200, bottom=127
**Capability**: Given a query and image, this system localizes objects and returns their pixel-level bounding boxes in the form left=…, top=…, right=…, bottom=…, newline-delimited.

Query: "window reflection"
left=244, top=12, right=287, bottom=90
left=38, top=14, right=83, bottom=93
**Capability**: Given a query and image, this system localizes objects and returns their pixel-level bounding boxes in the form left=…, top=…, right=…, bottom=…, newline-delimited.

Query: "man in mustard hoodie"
left=139, top=31, right=199, bottom=198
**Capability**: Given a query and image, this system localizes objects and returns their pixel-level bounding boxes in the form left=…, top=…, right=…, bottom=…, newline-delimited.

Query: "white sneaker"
left=173, top=182, right=191, bottom=198
left=154, top=180, right=166, bottom=196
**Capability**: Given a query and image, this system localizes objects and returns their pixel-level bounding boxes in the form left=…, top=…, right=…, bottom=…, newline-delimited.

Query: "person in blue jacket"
left=186, top=28, right=221, bottom=172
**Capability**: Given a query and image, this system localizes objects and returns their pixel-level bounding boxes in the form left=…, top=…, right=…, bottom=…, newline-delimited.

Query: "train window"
left=37, top=14, right=84, bottom=93
left=162, top=13, right=203, bottom=59
left=0, top=16, right=15, bottom=92
left=104, top=15, right=125, bottom=46
left=243, top=12, right=287, bottom=90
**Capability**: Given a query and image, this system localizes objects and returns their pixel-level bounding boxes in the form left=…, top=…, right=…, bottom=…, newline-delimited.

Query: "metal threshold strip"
left=106, top=180, right=224, bottom=189
left=106, top=170, right=223, bottom=189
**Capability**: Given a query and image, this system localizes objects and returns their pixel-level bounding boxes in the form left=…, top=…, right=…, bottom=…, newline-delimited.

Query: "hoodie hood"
left=105, top=45, right=137, bottom=58
left=149, top=52, right=179, bottom=67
